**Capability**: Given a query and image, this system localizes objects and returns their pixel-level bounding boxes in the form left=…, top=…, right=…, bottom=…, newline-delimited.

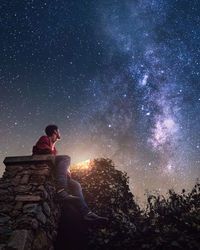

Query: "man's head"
left=45, top=125, right=61, bottom=142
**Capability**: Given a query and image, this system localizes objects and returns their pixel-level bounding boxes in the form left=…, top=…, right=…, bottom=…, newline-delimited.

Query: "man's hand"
left=67, top=169, right=71, bottom=179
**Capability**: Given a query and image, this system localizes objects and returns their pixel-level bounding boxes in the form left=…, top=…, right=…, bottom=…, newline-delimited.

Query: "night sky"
left=0, top=0, right=200, bottom=205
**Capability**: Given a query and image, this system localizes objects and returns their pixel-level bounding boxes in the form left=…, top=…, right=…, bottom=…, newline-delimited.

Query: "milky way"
left=0, top=0, right=199, bottom=205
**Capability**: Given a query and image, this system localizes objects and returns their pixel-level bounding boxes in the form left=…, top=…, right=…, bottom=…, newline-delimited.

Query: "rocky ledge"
left=0, top=155, right=60, bottom=250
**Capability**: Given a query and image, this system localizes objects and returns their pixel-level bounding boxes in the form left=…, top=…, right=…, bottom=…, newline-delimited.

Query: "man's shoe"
left=56, top=190, right=80, bottom=202
left=83, top=211, right=108, bottom=223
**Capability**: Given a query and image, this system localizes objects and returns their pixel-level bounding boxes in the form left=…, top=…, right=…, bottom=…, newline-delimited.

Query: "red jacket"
left=32, top=136, right=72, bottom=178
left=32, top=136, right=58, bottom=156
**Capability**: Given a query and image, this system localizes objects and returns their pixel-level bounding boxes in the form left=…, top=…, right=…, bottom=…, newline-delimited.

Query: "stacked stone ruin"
left=0, top=155, right=60, bottom=250
left=0, top=156, right=141, bottom=250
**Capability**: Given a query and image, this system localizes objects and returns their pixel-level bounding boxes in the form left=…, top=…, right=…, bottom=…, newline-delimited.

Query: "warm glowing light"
left=70, top=159, right=92, bottom=170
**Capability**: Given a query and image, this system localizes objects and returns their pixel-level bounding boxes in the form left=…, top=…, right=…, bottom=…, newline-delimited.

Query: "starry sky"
left=0, top=0, right=200, bottom=205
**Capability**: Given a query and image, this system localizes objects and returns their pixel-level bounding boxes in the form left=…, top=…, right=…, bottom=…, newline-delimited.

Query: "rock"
left=0, top=183, right=10, bottom=189
left=43, top=190, right=49, bottom=199
left=43, top=202, right=51, bottom=216
left=7, top=230, right=31, bottom=250
left=23, top=204, right=46, bottom=224
left=11, top=210, right=21, bottom=217
left=0, top=214, right=11, bottom=225
left=0, top=204, right=13, bottom=213
left=15, top=195, right=41, bottom=202
left=30, top=175, right=46, bottom=184
left=0, top=190, right=9, bottom=195
left=20, top=170, right=33, bottom=175
left=29, top=165, right=37, bottom=170
left=10, top=175, right=21, bottom=186
left=0, top=195, right=14, bottom=202
left=32, top=230, right=48, bottom=250
left=23, top=203, right=38, bottom=214
left=14, top=202, right=23, bottom=210
left=14, top=216, right=36, bottom=230
left=20, top=175, right=30, bottom=184
left=0, top=224, right=11, bottom=234
left=34, top=169, right=50, bottom=176
left=37, top=186, right=48, bottom=199
left=36, top=186, right=49, bottom=199
left=31, top=218, right=39, bottom=230
left=36, top=206, right=46, bottom=224
left=14, top=185, right=32, bottom=193
left=37, top=185, right=45, bottom=191
left=0, top=244, right=6, bottom=250
left=3, top=155, right=55, bottom=166
left=6, top=165, right=23, bottom=172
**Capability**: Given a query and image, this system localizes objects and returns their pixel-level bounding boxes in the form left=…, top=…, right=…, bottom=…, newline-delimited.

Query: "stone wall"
left=0, top=155, right=61, bottom=250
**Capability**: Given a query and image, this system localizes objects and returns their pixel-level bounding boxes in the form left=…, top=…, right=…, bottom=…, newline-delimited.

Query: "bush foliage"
left=71, top=158, right=200, bottom=250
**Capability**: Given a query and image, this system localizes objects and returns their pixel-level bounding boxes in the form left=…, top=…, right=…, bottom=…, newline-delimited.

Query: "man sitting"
left=32, top=124, right=108, bottom=223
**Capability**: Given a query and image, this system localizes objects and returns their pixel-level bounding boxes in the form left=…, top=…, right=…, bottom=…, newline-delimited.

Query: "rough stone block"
left=15, top=195, right=41, bottom=202
left=43, top=202, right=51, bottom=217
left=0, top=215, right=11, bottom=224
left=0, top=224, right=11, bottom=234
left=0, top=244, right=6, bottom=250
left=14, top=185, right=32, bottom=193
left=19, top=170, right=33, bottom=175
left=23, top=203, right=39, bottom=214
left=0, top=190, right=9, bottom=195
left=14, top=202, right=23, bottom=210
left=3, top=155, right=55, bottom=166
left=20, top=175, right=30, bottom=184
left=34, top=169, right=50, bottom=176
left=30, top=175, right=46, bottom=184
left=36, top=206, right=46, bottom=224
left=37, top=186, right=49, bottom=199
left=31, top=218, right=39, bottom=230
left=11, top=209, right=21, bottom=217
left=0, top=183, right=10, bottom=189
left=7, top=230, right=31, bottom=250
left=0, top=204, right=13, bottom=213
left=32, top=229, right=48, bottom=250
left=37, top=165, right=50, bottom=170
left=28, top=165, right=37, bottom=170
left=23, top=204, right=46, bottom=224
left=10, top=176, right=21, bottom=186
left=37, top=185, right=45, bottom=191
left=5, top=165, right=23, bottom=172
left=15, top=217, right=39, bottom=230
left=0, top=195, right=14, bottom=202
left=15, top=216, right=36, bottom=230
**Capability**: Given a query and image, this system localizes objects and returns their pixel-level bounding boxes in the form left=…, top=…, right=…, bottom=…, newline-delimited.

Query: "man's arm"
left=33, top=136, right=53, bottom=154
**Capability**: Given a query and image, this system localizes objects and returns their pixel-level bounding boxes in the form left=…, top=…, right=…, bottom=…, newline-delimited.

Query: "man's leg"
left=55, top=155, right=80, bottom=202
left=67, top=178, right=90, bottom=216
left=68, top=179, right=108, bottom=223
left=55, top=155, right=70, bottom=190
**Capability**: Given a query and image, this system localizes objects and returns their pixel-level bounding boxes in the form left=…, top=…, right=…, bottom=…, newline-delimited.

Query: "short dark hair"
left=45, top=125, right=58, bottom=136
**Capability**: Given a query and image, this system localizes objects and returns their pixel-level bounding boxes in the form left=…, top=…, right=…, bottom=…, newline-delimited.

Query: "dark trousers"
left=55, top=155, right=89, bottom=215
